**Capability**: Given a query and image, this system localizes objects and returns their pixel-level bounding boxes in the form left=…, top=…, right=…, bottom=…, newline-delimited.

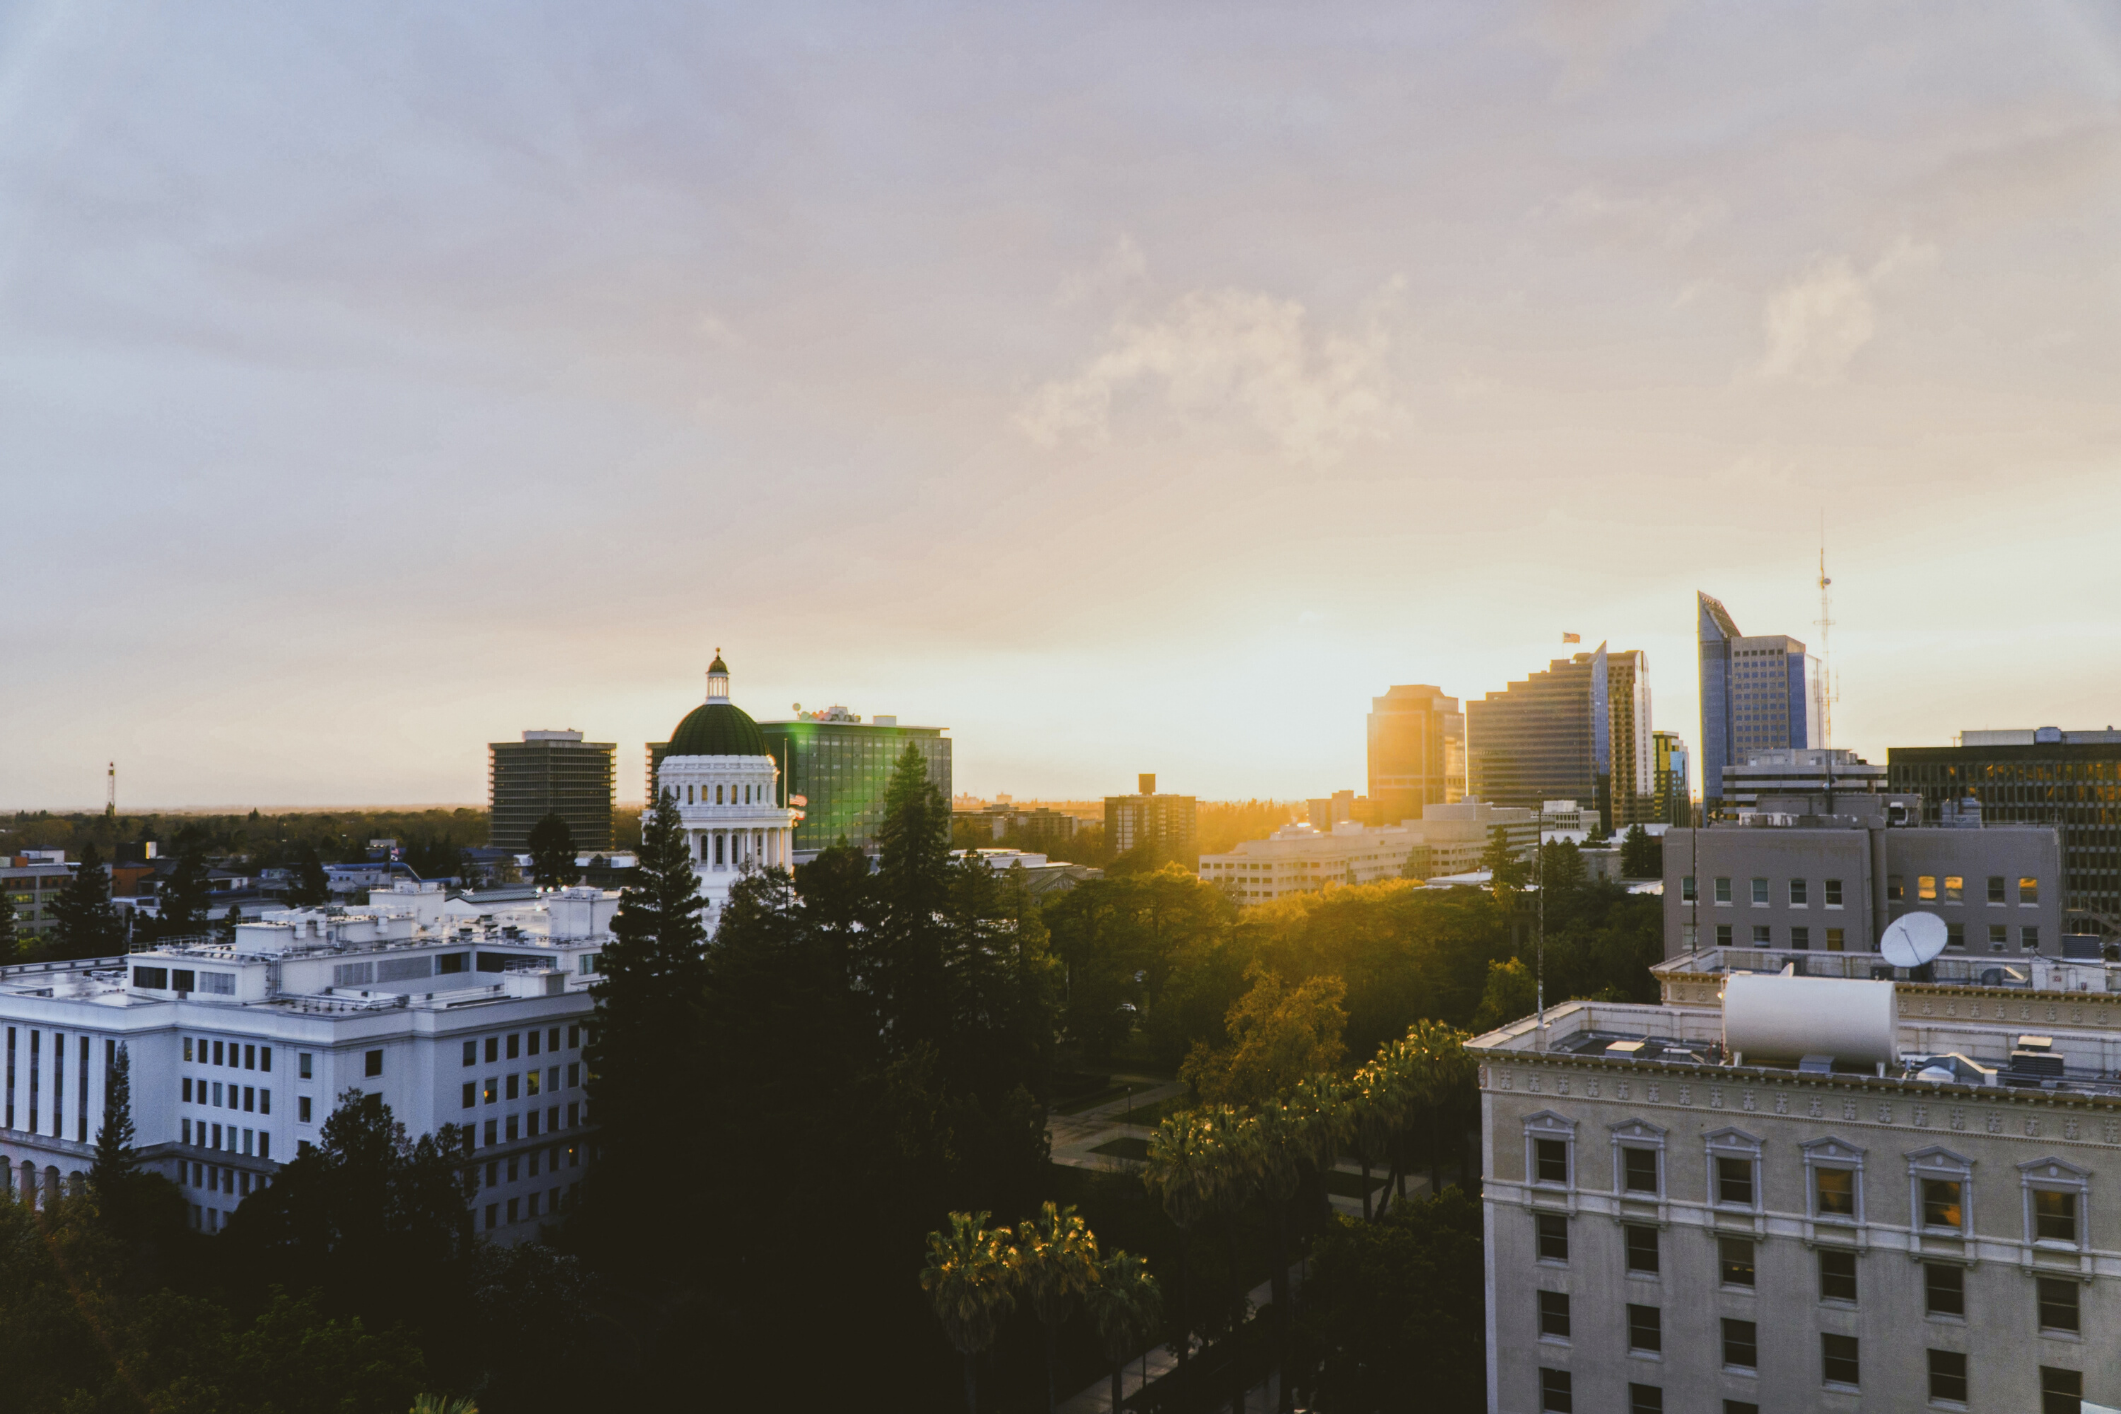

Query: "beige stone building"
left=1469, top=953, right=2121, bottom=1414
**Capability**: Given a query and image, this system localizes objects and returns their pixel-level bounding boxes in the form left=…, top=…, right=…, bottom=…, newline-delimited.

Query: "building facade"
left=1106, top=775, right=1199, bottom=866
left=2, top=856, right=76, bottom=944
left=1719, top=747, right=1887, bottom=815
left=653, top=655, right=799, bottom=925
left=1467, top=645, right=1654, bottom=830
left=1367, top=684, right=1466, bottom=824
left=488, top=730, right=616, bottom=853
left=1469, top=963, right=2121, bottom=1414
left=0, top=881, right=601, bottom=1239
left=1697, top=591, right=1824, bottom=810
left=1652, top=731, right=1691, bottom=827
left=1200, top=801, right=1538, bottom=903
left=725, top=706, right=952, bottom=859
left=1661, top=805, right=2067, bottom=960
left=1890, top=729, right=2121, bottom=937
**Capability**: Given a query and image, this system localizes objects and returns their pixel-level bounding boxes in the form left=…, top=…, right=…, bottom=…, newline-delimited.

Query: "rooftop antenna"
left=1816, top=518, right=1836, bottom=750
left=106, top=761, right=116, bottom=821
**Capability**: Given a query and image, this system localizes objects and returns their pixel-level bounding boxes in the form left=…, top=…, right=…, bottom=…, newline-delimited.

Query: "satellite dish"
left=1880, top=911, right=1949, bottom=968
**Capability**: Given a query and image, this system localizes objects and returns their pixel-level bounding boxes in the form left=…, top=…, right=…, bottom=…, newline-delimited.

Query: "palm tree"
left=1015, top=1201, right=1102, bottom=1414
left=921, top=1211, right=1019, bottom=1414
left=1346, top=1057, right=1407, bottom=1221
left=1142, top=1110, right=1221, bottom=1366
left=1085, top=1251, right=1163, bottom=1414
left=1398, top=1019, right=1475, bottom=1195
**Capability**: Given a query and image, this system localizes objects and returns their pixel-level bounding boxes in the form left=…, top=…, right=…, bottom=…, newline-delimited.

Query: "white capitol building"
left=655, top=652, right=800, bottom=926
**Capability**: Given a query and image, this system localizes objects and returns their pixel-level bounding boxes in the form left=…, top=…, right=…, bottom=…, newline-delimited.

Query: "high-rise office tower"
left=1697, top=591, right=1823, bottom=812
left=489, top=730, right=616, bottom=853
left=1468, top=645, right=1652, bottom=830
left=1652, top=730, right=1691, bottom=826
left=1366, top=685, right=1466, bottom=824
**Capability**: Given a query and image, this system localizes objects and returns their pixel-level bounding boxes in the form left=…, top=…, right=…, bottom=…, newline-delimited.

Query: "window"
left=1627, top=1386, right=1662, bottom=1414
left=506, top=1074, right=519, bottom=1101
left=2024, top=926, right=2041, bottom=952
left=505, top=1114, right=519, bottom=1142
left=363, top=1049, right=383, bottom=1078
left=1750, top=878, right=1768, bottom=906
left=1819, top=1248, right=1858, bottom=1303
left=483, top=1119, right=497, bottom=1145
left=527, top=1030, right=540, bottom=1057
left=213, top=1041, right=224, bottom=1066
left=548, top=1028, right=560, bottom=1052
left=2034, top=1189, right=2079, bottom=1244
left=1928, top=1349, right=1967, bottom=1405
left=1990, top=924, right=2009, bottom=951
left=1790, top=878, right=1808, bottom=906
left=1716, top=1156, right=1754, bottom=1206
left=1621, top=1147, right=1659, bottom=1194
left=259, top=1090, right=270, bottom=1115
left=1988, top=875, right=2006, bottom=904
left=1825, top=878, right=1843, bottom=907
left=133, top=966, right=167, bottom=989
left=1821, top=1333, right=1859, bottom=1388
left=1724, top=1404, right=1759, bottom=1414
left=1717, top=1237, right=1755, bottom=1288
left=183, top=1038, right=193, bottom=1062
left=1716, top=924, right=1733, bottom=946
left=1534, top=1138, right=1569, bottom=1185
left=1888, top=875, right=1905, bottom=901
left=1715, top=877, right=1731, bottom=904
left=1947, top=922, right=1964, bottom=949
left=1751, top=925, right=1771, bottom=945
left=1537, top=1290, right=1570, bottom=1340
left=1826, top=927, right=1845, bottom=951
left=1945, top=875, right=1963, bottom=903
left=182, top=1077, right=192, bottom=1103
left=1816, top=1167, right=1856, bottom=1218
left=298, top=1096, right=312, bottom=1123
left=2021, top=876, right=2040, bottom=905
left=2037, top=1277, right=2079, bottom=1334
left=1538, top=1368, right=1572, bottom=1413
left=462, top=1041, right=476, bottom=1067
left=242, top=1086, right=254, bottom=1112
left=1623, top=1224, right=1658, bottom=1274
left=1722, top=1318, right=1757, bottom=1371
left=2040, top=1366, right=2080, bottom=1414
left=298, top=1053, right=312, bottom=1080
left=244, top=1045, right=255, bottom=1070
left=1920, top=874, right=1938, bottom=901
left=507, top=1034, right=520, bottom=1060
left=1923, top=1179, right=1964, bottom=1230
left=462, top=1082, right=475, bottom=1110
left=567, top=1062, right=580, bottom=1089
left=527, top=1070, right=541, bottom=1097
left=260, top=1047, right=271, bottom=1073
left=485, top=1037, right=499, bottom=1063
left=1626, top=1303, right=1661, bottom=1354
left=1535, top=1213, right=1568, bottom=1262
left=1791, top=926, right=1810, bottom=949
left=1925, top=1263, right=1964, bottom=1317
left=567, top=1025, right=580, bottom=1049
left=1681, top=876, right=1697, bottom=902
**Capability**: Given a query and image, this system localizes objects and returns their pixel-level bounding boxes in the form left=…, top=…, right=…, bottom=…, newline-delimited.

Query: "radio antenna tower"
left=1816, top=521, right=1836, bottom=749
left=106, top=761, right=117, bottom=820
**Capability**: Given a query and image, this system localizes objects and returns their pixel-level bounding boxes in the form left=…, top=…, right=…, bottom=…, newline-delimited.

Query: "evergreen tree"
left=290, top=843, right=330, bottom=906
left=0, top=885, right=17, bottom=968
left=1619, top=823, right=1662, bottom=878
left=90, top=1042, right=139, bottom=1196
left=527, top=812, right=581, bottom=889
left=583, top=789, right=707, bottom=1250
left=47, top=844, right=123, bottom=960
left=155, top=851, right=212, bottom=939
left=217, top=903, right=244, bottom=945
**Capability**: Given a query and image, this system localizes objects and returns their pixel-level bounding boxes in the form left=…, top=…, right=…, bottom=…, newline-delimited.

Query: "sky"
left=3, top=0, right=2121, bottom=808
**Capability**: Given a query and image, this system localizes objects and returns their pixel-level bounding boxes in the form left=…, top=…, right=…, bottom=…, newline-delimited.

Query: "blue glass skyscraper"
left=1697, top=590, right=1823, bottom=809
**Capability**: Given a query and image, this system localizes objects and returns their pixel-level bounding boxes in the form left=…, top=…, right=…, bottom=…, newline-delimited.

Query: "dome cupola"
left=667, top=650, right=765, bottom=756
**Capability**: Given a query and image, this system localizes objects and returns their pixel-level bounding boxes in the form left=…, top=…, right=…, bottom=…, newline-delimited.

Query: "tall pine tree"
left=90, top=1042, right=139, bottom=1197
left=0, top=883, right=17, bottom=968
left=154, top=851, right=212, bottom=940
left=48, top=845, right=123, bottom=960
left=582, top=788, right=707, bottom=1257
left=527, top=812, right=581, bottom=889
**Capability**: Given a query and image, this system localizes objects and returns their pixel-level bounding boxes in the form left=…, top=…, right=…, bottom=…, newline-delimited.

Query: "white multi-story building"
left=655, top=653, right=800, bottom=928
left=1200, top=800, right=1542, bottom=905
left=0, top=881, right=605, bottom=1238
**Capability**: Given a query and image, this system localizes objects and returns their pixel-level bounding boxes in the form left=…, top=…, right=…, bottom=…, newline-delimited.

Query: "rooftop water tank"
left=1723, top=974, right=1898, bottom=1068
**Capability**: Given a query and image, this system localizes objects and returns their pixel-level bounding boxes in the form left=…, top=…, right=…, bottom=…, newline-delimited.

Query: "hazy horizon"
left=6, top=2, right=2120, bottom=809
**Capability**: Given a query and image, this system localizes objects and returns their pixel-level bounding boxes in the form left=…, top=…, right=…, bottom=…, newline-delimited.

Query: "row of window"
left=180, top=1118, right=270, bottom=1159
left=1681, top=875, right=2040, bottom=906
left=3, top=1028, right=96, bottom=1142
left=461, top=1064, right=579, bottom=1108
left=1530, top=1128, right=2086, bottom=1245
left=484, top=1183, right=574, bottom=1229
left=1539, top=1355, right=2080, bottom=1411
left=461, top=1027, right=579, bottom=1067
left=1704, top=922, right=2038, bottom=952
left=182, top=1077, right=270, bottom=1115
left=187, top=1038, right=380, bottom=1082
left=474, top=1103, right=578, bottom=1147
left=472, top=1142, right=580, bottom=1194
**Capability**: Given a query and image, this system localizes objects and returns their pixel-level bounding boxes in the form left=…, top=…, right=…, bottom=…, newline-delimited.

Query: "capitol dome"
left=665, top=653, right=767, bottom=757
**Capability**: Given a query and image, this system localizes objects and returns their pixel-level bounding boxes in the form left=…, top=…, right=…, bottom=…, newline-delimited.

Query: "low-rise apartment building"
left=0, top=881, right=604, bottom=1240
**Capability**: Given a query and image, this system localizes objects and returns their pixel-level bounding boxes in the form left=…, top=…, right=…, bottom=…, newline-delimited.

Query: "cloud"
left=1756, top=239, right=1937, bottom=384
left=1017, top=282, right=1403, bottom=464
left=1053, top=234, right=1148, bottom=308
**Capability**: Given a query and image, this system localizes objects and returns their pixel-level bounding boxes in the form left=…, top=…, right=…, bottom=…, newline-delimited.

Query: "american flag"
left=1562, top=632, right=1580, bottom=644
